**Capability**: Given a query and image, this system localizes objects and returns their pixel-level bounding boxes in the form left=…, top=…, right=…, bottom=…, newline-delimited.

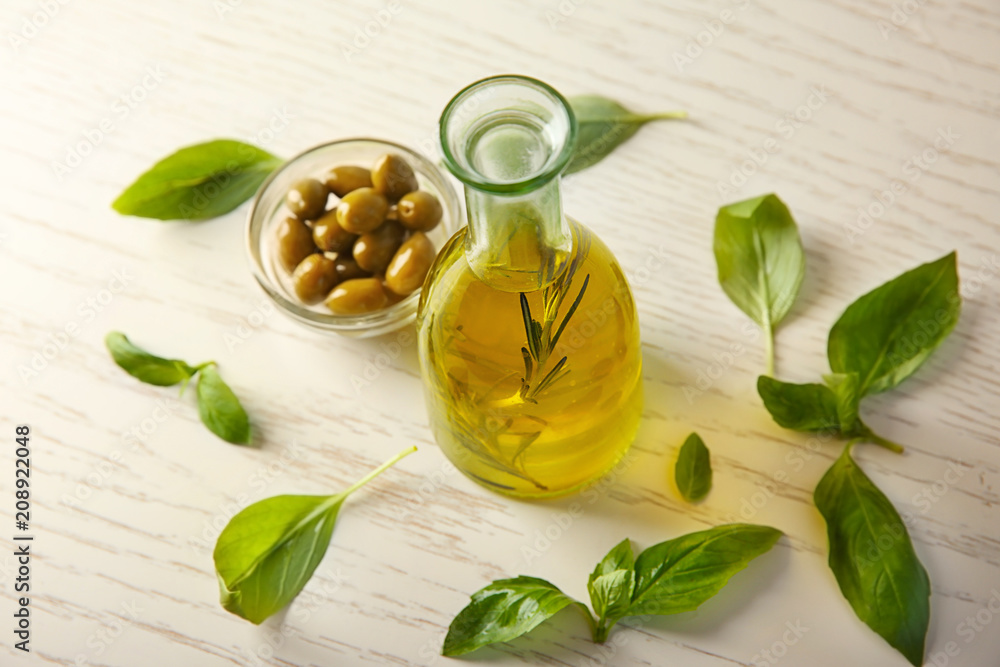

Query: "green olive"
left=336, top=187, right=388, bottom=233
left=312, top=209, right=358, bottom=253
left=276, top=216, right=317, bottom=272
left=334, top=255, right=372, bottom=282
left=325, top=277, right=390, bottom=315
left=353, top=221, right=406, bottom=274
left=286, top=178, right=328, bottom=220
left=292, top=254, right=338, bottom=304
left=324, top=165, right=373, bottom=197
left=371, top=154, right=418, bottom=201
left=385, top=231, right=436, bottom=296
left=396, top=190, right=443, bottom=232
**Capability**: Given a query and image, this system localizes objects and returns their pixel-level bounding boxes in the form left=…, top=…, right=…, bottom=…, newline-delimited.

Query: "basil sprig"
left=757, top=252, right=960, bottom=453
left=714, top=194, right=805, bottom=375
left=753, top=251, right=959, bottom=666
left=105, top=331, right=250, bottom=444
left=815, top=443, right=930, bottom=666
left=674, top=432, right=712, bottom=503
left=214, top=446, right=415, bottom=624
left=112, top=139, right=282, bottom=221
left=442, top=523, right=781, bottom=656
left=566, top=95, right=687, bottom=175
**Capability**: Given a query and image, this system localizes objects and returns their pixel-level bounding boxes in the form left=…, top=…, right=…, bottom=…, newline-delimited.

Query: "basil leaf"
left=112, top=139, right=282, bottom=221
left=442, top=576, right=578, bottom=656
left=588, top=539, right=635, bottom=635
left=105, top=331, right=195, bottom=386
left=674, top=433, right=712, bottom=503
left=823, top=372, right=861, bottom=433
left=757, top=375, right=840, bottom=432
left=828, top=252, right=960, bottom=396
left=714, top=194, right=805, bottom=375
left=215, top=494, right=341, bottom=624
left=196, top=365, right=251, bottom=444
left=215, top=446, right=415, bottom=624
left=627, top=523, right=782, bottom=616
left=814, top=444, right=930, bottom=666
left=566, top=95, right=686, bottom=175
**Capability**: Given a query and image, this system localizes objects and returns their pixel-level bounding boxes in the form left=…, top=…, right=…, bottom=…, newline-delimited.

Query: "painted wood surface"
left=1, top=0, right=998, bottom=665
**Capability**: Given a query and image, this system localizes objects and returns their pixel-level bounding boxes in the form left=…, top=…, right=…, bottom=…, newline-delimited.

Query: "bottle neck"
left=438, top=75, right=579, bottom=293
left=464, top=178, right=571, bottom=292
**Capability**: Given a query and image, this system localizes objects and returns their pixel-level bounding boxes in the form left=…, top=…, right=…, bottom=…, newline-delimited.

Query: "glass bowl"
left=246, top=138, right=462, bottom=337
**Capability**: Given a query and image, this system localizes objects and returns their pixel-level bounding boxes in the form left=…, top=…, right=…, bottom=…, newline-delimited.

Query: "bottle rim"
left=438, top=74, right=578, bottom=195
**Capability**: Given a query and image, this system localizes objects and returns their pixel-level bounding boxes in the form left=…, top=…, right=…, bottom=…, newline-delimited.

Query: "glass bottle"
left=417, top=75, right=643, bottom=498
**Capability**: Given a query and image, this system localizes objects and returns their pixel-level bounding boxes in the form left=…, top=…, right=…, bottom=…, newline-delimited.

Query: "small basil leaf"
left=566, top=95, right=686, bottom=175
left=105, top=331, right=195, bottom=386
left=828, top=252, right=960, bottom=396
left=814, top=444, right=930, bottom=666
left=674, top=433, right=712, bottom=503
left=196, top=365, right=250, bottom=444
left=823, top=372, right=861, bottom=434
left=588, top=539, right=635, bottom=625
left=112, top=139, right=283, bottom=221
left=714, top=194, right=805, bottom=374
left=215, top=494, right=342, bottom=624
left=627, top=523, right=782, bottom=616
left=757, top=376, right=841, bottom=432
left=442, top=576, right=578, bottom=656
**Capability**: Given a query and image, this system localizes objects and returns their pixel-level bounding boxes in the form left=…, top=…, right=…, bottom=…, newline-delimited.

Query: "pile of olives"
left=274, top=154, right=442, bottom=315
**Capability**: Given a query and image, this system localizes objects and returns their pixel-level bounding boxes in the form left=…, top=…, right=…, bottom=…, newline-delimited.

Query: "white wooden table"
left=2, top=0, right=998, bottom=665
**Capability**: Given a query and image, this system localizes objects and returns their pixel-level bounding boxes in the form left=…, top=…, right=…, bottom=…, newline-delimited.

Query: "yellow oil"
left=417, top=219, right=643, bottom=497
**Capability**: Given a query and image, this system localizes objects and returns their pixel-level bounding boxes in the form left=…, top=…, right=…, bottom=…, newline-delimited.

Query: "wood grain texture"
left=1, top=0, right=998, bottom=665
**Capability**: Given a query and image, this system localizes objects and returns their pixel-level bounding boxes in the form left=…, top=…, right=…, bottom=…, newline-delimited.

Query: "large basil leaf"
left=215, top=495, right=341, bottom=624
left=566, top=95, right=686, bottom=175
left=105, top=331, right=195, bottom=386
left=112, top=139, right=282, bottom=220
left=214, top=447, right=415, bottom=624
left=757, top=376, right=840, bottom=432
left=814, top=444, right=930, bottom=666
left=714, top=194, right=805, bottom=374
left=442, top=576, right=579, bottom=656
left=828, top=252, right=960, bottom=396
left=627, top=523, right=782, bottom=616
left=674, top=433, right=712, bottom=503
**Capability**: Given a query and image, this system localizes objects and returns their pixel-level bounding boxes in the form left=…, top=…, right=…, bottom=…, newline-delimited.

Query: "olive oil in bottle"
left=417, top=75, right=643, bottom=498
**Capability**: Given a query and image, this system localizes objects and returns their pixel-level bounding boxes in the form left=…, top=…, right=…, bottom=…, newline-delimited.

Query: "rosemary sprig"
left=518, top=272, right=590, bottom=402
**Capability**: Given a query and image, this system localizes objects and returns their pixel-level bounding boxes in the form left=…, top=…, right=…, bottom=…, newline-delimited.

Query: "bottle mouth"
left=439, top=75, right=578, bottom=195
